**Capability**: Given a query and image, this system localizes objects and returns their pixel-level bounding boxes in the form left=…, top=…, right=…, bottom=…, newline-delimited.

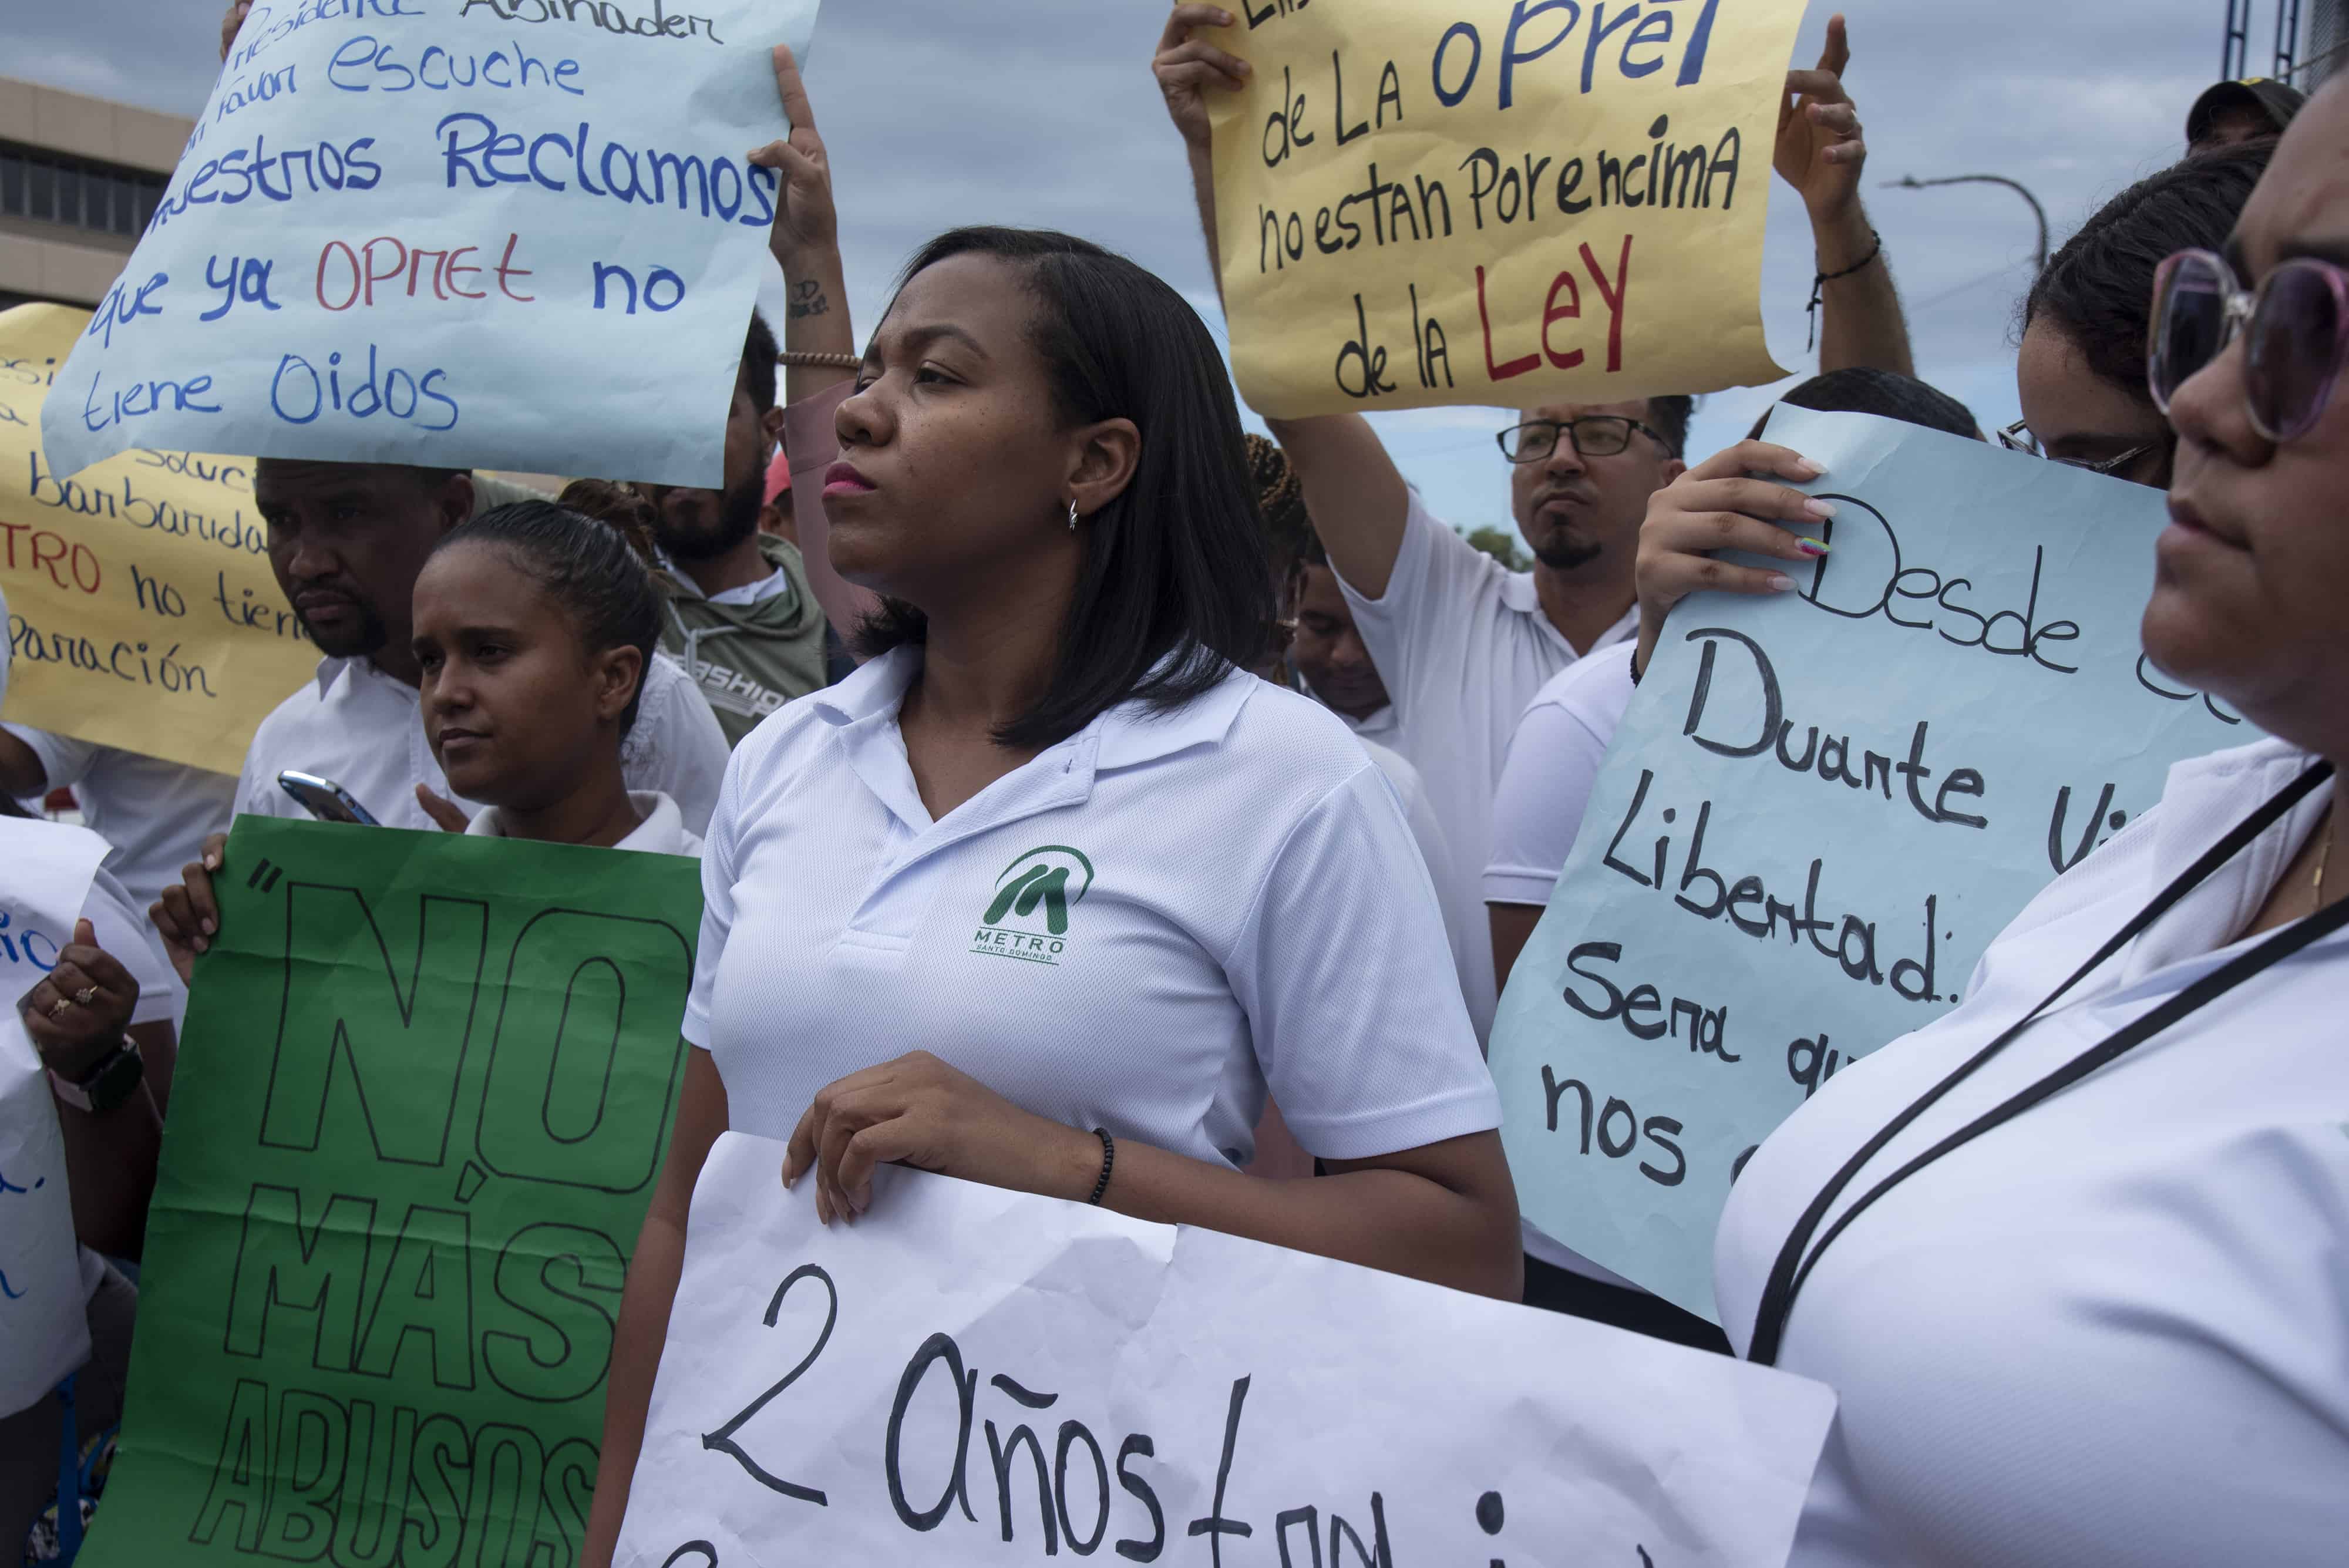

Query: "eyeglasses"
left=2150, top=247, right=2349, bottom=443
left=1995, top=420, right=2168, bottom=479
left=1497, top=416, right=1670, bottom=464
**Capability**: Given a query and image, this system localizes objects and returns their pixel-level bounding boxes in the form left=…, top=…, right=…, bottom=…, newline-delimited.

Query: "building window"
left=0, top=143, right=169, bottom=245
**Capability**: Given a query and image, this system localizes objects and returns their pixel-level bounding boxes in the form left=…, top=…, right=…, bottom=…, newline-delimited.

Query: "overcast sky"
left=13, top=0, right=2271, bottom=530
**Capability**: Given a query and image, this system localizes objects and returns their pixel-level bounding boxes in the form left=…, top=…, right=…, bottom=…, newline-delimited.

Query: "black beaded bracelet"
left=1086, top=1128, right=1115, bottom=1205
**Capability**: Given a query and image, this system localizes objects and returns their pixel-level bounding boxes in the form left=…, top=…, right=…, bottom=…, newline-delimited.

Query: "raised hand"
left=1153, top=4, right=1250, bottom=152
left=1776, top=14, right=1866, bottom=220
left=746, top=44, right=839, bottom=275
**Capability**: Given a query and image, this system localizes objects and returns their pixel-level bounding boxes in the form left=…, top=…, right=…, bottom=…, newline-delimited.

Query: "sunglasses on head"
left=2149, top=247, right=2349, bottom=443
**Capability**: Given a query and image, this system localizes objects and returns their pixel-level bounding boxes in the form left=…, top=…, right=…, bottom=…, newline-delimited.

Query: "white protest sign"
left=614, top=1132, right=1836, bottom=1568
left=41, top=0, right=819, bottom=487
left=0, top=820, right=112, bottom=1418
left=1488, top=408, right=2252, bottom=1321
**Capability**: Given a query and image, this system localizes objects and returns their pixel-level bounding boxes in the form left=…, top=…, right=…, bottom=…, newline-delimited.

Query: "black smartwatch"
left=48, top=1039, right=146, bottom=1115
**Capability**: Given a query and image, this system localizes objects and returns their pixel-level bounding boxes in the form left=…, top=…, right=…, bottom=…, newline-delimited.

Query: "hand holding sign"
left=1633, top=438, right=1836, bottom=679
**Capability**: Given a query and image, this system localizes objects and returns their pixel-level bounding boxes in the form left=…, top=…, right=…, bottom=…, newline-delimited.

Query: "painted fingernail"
left=1767, top=574, right=1798, bottom=593
left=1803, top=499, right=1837, bottom=520
left=1797, top=538, right=1830, bottom=557
left=201, top=918, right=217, bottom=934
left=204, top=854, right=221, bottom=870
left=782, top=1168, right=796, bottom=1190
left=1795, top=459, right=1825, bottom=478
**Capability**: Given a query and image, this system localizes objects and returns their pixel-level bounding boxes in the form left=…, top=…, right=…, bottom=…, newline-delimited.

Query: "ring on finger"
left=73, top=987, right=96, bottom=1006
left=48, top=995, right=72, bottom=1019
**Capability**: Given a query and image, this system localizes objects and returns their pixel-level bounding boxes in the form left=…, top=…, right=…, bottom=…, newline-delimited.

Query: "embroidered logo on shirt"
left=971, top=845, right=1095, bottom=966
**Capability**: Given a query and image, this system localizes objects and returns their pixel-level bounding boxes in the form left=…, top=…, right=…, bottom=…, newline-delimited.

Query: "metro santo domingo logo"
left=971, top=845, right=1094, bottom=966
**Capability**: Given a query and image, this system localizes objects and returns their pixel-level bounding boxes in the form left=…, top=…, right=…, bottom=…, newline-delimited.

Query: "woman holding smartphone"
left=153, top=500, right=698, bottom=975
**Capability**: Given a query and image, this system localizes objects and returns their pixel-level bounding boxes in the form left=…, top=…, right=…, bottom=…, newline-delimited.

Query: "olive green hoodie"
left=658, top=534, right=828, bottom=748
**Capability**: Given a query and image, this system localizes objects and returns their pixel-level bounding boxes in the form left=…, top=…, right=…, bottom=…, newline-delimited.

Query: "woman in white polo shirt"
left=581, top=210, right=1516, bottom=1559
left=1708, top=92, right=2349, bottom=1563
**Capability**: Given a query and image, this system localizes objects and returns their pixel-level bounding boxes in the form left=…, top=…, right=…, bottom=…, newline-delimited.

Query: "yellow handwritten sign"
left=0, top=304, right=314, bottom=776
left=1209, top=0, right=1803, bottom=419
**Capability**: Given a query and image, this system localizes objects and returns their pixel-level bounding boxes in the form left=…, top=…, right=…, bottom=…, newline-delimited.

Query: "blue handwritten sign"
left=41, top=0, right=820, bottom=486
left=0, top=820, right=110, bottom=1417
left=1487, top=408, right=2250, bottom=1321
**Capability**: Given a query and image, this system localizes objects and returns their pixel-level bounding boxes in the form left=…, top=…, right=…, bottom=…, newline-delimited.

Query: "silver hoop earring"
left=1068, top=501, right=1081, bottom=531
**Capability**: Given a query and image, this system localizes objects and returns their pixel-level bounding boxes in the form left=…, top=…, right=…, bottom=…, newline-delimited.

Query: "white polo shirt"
left=686, top=647, right=1498, bottom=1167
left=1716, top=736, right=2349, bottom=1566
left=1335, top=494, right=1635, bottom=1019
left=1337, top=492, right=1634, bottom=1265
left=463, top=790, right=703, bottom=857
left=4, top=727, right=237, bottom=912
left=1359, top=738, right=1486, bottom=1044
left=1483, top=641, right=1638, bottom=909
left=233, top=651, right=729, bottom=836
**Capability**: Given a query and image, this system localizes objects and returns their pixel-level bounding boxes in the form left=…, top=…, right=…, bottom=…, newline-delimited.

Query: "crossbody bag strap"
left=1747, top=762, right=2335, bottom=1367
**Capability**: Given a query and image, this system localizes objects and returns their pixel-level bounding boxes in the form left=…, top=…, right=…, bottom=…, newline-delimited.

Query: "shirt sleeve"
left=232, top=730, right=298, bottom=822
left=1485, top=698, right=1611, bottom=908
left=80, top=867, right=180, bottom=1027
left=636, top=657, right=731, bottom=839
left=1329, top=489, right=1508, bottom=701
left=1228, top=765, right=1499, bottom=1160
left=680, top=752, right=746, bottom=1052
left=4, top=726, right=99, bottom=792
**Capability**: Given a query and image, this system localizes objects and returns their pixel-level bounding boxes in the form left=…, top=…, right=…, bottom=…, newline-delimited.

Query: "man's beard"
left=297, top=603, right=390, bottom=660
left=1531, top=528, right=1602, bottom=572
left=654, top=472, right=764, bottom=564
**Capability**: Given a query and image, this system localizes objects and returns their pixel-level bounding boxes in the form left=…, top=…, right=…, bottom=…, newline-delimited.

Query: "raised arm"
left=749, top=45, right=883, bottom=638
left=1153, top=4, right=1412, bottom=596
left=1778, top=15, right=1914, bottom=378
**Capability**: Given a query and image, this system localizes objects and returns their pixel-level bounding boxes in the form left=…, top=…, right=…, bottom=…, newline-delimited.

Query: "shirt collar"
left=1497, top=576, right=1641, bottom=654
left=810, top=645, right=1255, bottom=770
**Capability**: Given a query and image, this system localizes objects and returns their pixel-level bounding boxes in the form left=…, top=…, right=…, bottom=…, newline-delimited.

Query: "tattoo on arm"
left=788, top=279, right=830, bottom=320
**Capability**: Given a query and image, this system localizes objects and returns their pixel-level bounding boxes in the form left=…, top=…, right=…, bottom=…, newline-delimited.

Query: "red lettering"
left=0, top=521, right=26, bottom=568
left=493, top=233, right=535, bottom=303
left=1476, top=264, right=1540, bottom=383
left=443, top=246, right=486, bottom=300
left=70, top=544, right=100, bottom=595
left=317, top=241, right=362, bottom=311
left=362, top=236, right=408, bottom=307
left=1540, top=270, right=1584, bottom=371
left=1580, top=234, right=1633, bottom=373
left=29, top=530, right=68, bottom=589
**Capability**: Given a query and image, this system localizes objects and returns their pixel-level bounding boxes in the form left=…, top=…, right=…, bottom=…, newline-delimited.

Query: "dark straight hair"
left=859, top=227, right=1276, bottom=749
left=2022, top=141, right=2270, bottom=400
left=430, top=500, right=664, bottom=733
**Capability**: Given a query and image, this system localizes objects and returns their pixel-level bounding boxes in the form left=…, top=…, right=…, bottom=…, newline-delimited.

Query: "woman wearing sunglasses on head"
left=1702, top=90, right=2349, bottom=1565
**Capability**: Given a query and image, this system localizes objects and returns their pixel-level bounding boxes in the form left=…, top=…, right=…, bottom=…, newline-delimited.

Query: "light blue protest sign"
left=1488, top=407, right=2250, bottom=1321
left=0, top=820, right=110, bottom=1416
left=41, top=0, right=819, bottom=486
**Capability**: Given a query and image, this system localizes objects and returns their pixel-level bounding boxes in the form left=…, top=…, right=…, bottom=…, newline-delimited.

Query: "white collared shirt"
left=463, top=790, right=703, bottom=857
left=5, top=727, right=237, bottom=912
left=1483, top=640, right=1639, bottom=909
left=232, top=651, right=729, bottom=836
left=1334, top=492, right=1637, bottom=1040
left=1715, top=736, right=2349, bottom=1566
left=686, top=647, right=1498, bottom=1168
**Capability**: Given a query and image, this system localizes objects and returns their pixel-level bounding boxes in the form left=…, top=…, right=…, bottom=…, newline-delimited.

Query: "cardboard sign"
left=0, top=304, right=314, bottom=776
left=614, top=1134, right=1838, bottom=1568
left=0, top=820, right=111, bottom=1418
left=78, top=817, right=702, bottom=1567
left=1487, top=408, right=2251, bottom=1320
left=40, top=0, right=820, bottom=486
left=1206, top=0, right=1801, bottom=419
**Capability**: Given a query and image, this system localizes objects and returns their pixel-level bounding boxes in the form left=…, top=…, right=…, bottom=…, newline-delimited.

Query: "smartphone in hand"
left=277, top=770, right=379, bottom=826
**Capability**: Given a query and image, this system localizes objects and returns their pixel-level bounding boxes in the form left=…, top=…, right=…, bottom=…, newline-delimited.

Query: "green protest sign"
left=80, top=817, right=702, bottom=1568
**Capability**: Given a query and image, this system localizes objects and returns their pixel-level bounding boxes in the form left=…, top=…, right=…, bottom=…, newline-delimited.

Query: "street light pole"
left=1889, top=173, right=2052, bottom=273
